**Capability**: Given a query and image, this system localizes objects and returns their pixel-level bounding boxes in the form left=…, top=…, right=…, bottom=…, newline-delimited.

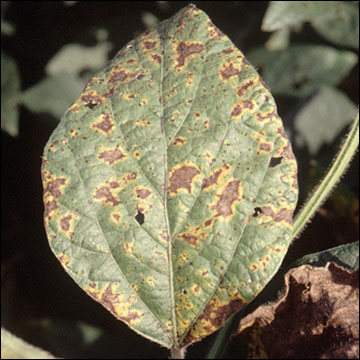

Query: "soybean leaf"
left=247, top=45, right=358, bottom=98
left=42, top=4, right=298, bottom=350
left=263, top=1, right=359, bottom=49
left=1, top=51, right=21, bottom=136
left=294, top=86, right=357, bottom=154
left=292, top=241, right=359, bottom=270
left=21, top=73, right=86, bottom=119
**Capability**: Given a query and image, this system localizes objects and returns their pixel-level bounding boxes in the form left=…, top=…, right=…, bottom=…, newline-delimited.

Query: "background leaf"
left=292, top=241, right=359, bottom=270
left=1, top=51, right=21, bottom=136
left=21, top=73, right=85, bottom=119
left=294, top=86, right=357, bottom=154
left=42, top=4, right=298, bottom=349
left=247, top=45, right=358, bottom=98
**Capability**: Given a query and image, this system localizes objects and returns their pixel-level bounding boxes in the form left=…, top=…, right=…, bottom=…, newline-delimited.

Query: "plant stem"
left=170, top=346, right=186, bottom=359
left=292, top=111, right=359, bottom=240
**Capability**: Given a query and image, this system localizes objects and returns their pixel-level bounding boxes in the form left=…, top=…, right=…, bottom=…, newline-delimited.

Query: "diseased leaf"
left=235, top=263, right=359, bottom=359
left=42, top=4, right=298, bottom=350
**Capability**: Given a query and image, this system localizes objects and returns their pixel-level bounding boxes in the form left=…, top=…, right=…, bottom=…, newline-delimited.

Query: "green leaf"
left=42, top=4, right=298, bottom=350
left=247, top=45, right=358, bottom=97
left=1, top=51, right=21, bottom=136
left=292, top=242, right=359, bottom=271
left=1, top=328, right=58, bottom=359
left=263, top=1, right=359, bottom=49
left=294, top=86, right=357, bottom=154
left=262, top=1, right=338, bottom=32
left=45, top=42, right=112, bottom=76
left=21, top=73, right=86, bottom=119
left=311, top=1, right=359, bottom=49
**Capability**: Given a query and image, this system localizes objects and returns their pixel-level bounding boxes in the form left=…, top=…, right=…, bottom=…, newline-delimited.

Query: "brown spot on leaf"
left=210, top=180, right=242, bottom=220
left=59, top=214, right=73, bottom=232
left=91, top=114, right=115, bottom=135
left=93, top=181, right=120, bottom=207
left=206, top=20, right=225, bottom=38
left=108, top=66, right=142, bottom=84
left=220, top=61, right=241, bottom=80
left=168, top=163, right=200, bottom=195
left=259, top=142, right=272, bottom=153
left=44, top=177, right=67, bottom=199
left=136, top=187, right=152, bottom=199
left=150, top=54, right=162, bottom=64
left=260, top=206, right=294, bottom=224
left=173, top=137, right=186, bottom=146
left=202, top=164, right=231, bottom=191
left=182, top=294, right=246, bottom=346
left=236, top=80, right=255, bottom=97
left=178, top=226, right=207, bottom=247
left=231, top=100, right=255, bottom=119
left=143, top=40, right=158, bottom=50
left=81, top=90, right=102, bottom=108
left=98, top=146, right=127, bottom=165
left=175, top=41, right=205, bottom=69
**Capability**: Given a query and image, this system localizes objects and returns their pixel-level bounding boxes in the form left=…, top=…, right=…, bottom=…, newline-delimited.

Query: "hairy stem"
left=292, top=111, right=359, bottom=240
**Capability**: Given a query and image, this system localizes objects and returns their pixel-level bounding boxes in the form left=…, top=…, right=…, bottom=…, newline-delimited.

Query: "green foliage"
left=1, top=51, right=20, bottom=136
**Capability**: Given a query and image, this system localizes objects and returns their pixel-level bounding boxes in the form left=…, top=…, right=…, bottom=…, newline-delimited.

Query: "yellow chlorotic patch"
left=57, top=253, right=71, bottom=268
left=139, top=98, right=148, bottom=106
left=124, top=242, right=135, bottom=254
left=133, top=150, right=141, bottom=159
left=166, top=321, right=172, bottom=330
left=110, top=211, right=121, bottom=223
left=132, top=283, right=139, bottom=291
left=179, top=251, right=188, bottom=264
left=90, top=113, right=115, bottom=135
left=203, top=119, right=210, bottom=128
left=124, top=93, right=137, bottom=100
left=173, top=137, right=186, bottom=146
left=206, top=19, right=225, bottom=39
left=202, top=151, right=215, bottom=166
left=69, top=129, right=78, bottom=138
left=250, top=263, right=259, bottom=272
left=186, top=72, right=194, bottom=86
left=178, top=225, right=208, bottom=247
left=192, top=284, right=202, bottom=296
left=147, top=277, right=155, bottom=286
left=135, top=119, right=151, bottom=127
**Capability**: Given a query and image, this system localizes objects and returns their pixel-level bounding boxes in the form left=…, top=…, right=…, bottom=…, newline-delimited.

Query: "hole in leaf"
left=135, top=211, right=145, bottom=225
left=182, top=289, right=188, bottom=295
left=269, top=157, right=282, bottom=168
left=86, top=101, right=99, bottom=110
left=253, top=207, right=262, bottom=217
